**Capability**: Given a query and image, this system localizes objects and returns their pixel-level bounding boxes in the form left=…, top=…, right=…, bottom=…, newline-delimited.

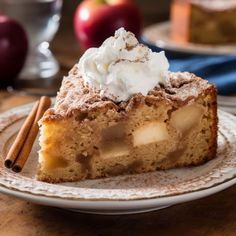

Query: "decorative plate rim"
left=0, top=103, right=236, bottom=201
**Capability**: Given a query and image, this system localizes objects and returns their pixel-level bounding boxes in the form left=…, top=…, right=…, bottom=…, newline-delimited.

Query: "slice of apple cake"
left=37, top=28, right=217, bottom=183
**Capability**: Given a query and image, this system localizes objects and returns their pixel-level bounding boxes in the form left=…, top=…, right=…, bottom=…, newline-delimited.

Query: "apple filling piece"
left=170, top=104, right=204, bottom=134
left=133, top=122, right=169, bottom=147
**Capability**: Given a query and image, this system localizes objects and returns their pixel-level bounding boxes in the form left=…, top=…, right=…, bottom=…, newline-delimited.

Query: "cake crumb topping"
left=42, top=68, right=214, bottom=122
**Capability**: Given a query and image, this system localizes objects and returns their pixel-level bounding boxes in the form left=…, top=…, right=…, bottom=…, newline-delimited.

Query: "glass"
left=1, top=0, right=63, bottom=81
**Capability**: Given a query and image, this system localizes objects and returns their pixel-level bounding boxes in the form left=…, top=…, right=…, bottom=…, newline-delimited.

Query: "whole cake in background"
left=171, top=0, right=236, bottom=44
left=37, top=28, right=217, bottom=183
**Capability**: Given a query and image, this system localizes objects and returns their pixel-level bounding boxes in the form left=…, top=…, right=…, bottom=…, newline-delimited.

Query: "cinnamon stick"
left=12, top=96, right=51, bottom=173
left=4, top=101, right=39, bottom=168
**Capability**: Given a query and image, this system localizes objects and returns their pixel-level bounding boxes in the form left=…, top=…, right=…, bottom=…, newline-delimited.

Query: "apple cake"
left=37, top=28, right=217, bottom=183
left=171, top=0, right=236, bottom=44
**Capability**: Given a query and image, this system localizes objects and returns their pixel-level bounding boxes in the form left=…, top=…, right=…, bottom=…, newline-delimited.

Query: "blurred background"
left=61, top=0, right=171, bottom=24
left=0, top=0, right=171, bottom=94
left=0, top=0, right=236, bottom=114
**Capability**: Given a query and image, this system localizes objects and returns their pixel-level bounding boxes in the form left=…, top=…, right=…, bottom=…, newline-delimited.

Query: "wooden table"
left=2, top=81, right=236, bottom=236
left=1, top=12, right=236, bottom=236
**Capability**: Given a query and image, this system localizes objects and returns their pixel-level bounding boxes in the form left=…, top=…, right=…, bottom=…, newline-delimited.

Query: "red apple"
left=0, top=15, right=28, bottom=87
left=74, top=0, right=142, bottom=49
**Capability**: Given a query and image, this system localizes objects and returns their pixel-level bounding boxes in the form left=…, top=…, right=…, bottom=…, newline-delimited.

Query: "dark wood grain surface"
left=1, top=2, right=236, bottom=235
left=2, top=68, right=236, bottom=236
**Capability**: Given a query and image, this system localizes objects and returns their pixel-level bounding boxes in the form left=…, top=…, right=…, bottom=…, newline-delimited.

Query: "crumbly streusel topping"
left=42, top=65, right=214, bottom=122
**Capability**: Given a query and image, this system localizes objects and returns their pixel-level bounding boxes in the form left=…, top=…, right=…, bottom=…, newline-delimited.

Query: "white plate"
left=218, top=96, right=236, bottom=115
left=0, top=103, right=236, bottom=215
left=142, top=22, right=236, bottom=55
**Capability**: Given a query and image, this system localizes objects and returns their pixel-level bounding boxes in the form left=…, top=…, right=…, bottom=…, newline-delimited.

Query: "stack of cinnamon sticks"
left=5, top=96, right=51, bottom=173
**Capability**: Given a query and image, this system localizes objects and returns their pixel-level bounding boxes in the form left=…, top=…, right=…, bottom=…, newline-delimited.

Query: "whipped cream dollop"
left=78, top=28, right=169, bottom=102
